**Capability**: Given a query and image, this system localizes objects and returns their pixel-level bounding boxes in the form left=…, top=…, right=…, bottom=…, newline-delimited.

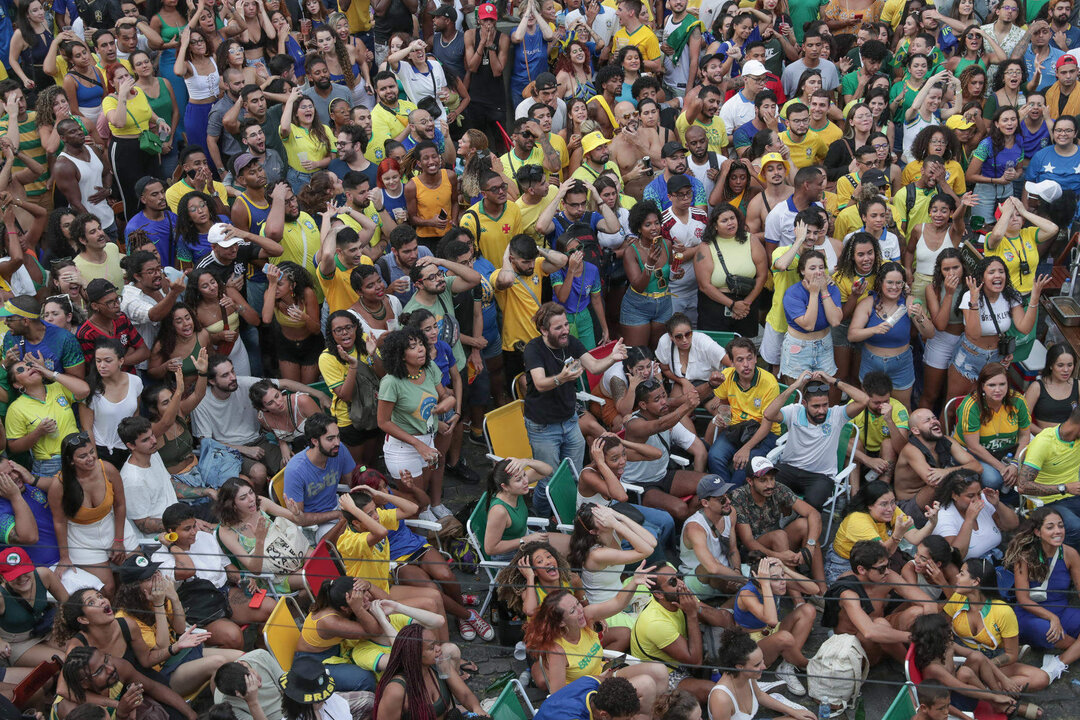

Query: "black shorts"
left=639, top=467, right=679, bottom=495
left=274, top=325, right=323, bottom=366
left=339, top=423, right=382, bottom=446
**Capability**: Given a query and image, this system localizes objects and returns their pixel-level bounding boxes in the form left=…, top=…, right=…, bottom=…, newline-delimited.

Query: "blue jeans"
left=294, top=649, right=374, bottom=691
left=524, top=417, right=586, bottom=519
left=707, top=432, right=778, bottom=487
left=287, top=168, right=314, bottom=194
left=634, top=503, right=675, bottom=566
left=32, top=456, right=61, bottom=477
left=1048, top=495, right=1080, bottom=548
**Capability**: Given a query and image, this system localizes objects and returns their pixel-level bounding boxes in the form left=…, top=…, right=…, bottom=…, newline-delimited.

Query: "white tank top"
left=185, top=59, right=221, bottom=100
left=58, top=149, right=114, bottom=229
left=914, top=227, right=954, bottom=277
left=708, top=683, right=759, bottom=720
left=679, top=510, right=731, bottom=576
left=580, top=543, right=627, bottom=605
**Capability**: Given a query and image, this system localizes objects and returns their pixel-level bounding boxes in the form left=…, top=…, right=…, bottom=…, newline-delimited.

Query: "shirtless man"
left=746, top=153, right=793, bottom=243
left=610, top=101, right=658, bottom=198
left=894, top=409, right=981, bottom=528
left=588, top=65, right=624, bottom=139
left=823, top=540, right=935, bottom=666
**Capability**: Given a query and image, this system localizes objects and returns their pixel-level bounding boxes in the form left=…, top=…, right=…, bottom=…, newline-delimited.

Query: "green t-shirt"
left=841, top=70, right=890, bottom=99
left=378, top=372, right=440, bottom=436
left=402, top=278, right=465, bottom=370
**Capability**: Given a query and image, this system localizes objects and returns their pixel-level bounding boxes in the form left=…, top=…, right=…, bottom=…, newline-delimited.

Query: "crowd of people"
left=0, top=0, right=1078, bottom=716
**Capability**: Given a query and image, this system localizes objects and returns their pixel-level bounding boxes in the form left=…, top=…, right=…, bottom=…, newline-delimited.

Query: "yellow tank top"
left=205, top=311, right=241, bottom=334
left=414, top=170, right=452, bottom=238
left=707, top=236, right=756, bottom=291
left=274, top=302, right=308, bottom=329
left=555, top=627, right=603, bottom=682
left=71, top=466, right=114, bottom=525
left=301, top=610, right=341, bottom=649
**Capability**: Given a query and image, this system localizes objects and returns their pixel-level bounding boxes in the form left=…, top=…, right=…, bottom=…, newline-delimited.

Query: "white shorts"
left=923, top=331, right=963, bottom=370
left=66, top=511, right=139, bottom=566
left=383, top=433, right=435, bottom=479
left=760, top=323, right=785, bottom=366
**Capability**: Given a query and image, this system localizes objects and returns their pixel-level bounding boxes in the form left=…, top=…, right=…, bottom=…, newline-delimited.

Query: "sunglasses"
left=805, top=381, right=829, bottom=393
left=63, top=431, right=91, bottom=447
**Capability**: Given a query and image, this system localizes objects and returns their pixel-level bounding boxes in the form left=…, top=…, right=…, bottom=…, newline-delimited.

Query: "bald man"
left=609, top=101, right=658, bottom=198
left=893, top=408, right=981, bottom=527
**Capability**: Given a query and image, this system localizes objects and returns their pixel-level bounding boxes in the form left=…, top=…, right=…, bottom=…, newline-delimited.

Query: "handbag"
left=611, top=501, right=645, bottom=526
left=348, top=357, right=381, bottom=431
left=127, top=108, right=163, bottom=155
left=262, top=515, right=312, bottom=579
left=983, top=293, right=1016, bottom=358
left=724, top=420, right=761, bottom=445
left=177, top=577, right=231, bottom=626
left=712, top=239, right=755, bottom=297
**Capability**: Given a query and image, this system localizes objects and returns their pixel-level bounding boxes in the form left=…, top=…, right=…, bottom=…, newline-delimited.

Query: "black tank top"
left=1032, top=378, right=1079, bottom=425
left=468, top=29, right=505, bottom=106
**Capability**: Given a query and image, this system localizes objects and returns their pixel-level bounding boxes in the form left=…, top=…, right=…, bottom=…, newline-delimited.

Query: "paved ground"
left=437, top=440, right=1080, bottom=718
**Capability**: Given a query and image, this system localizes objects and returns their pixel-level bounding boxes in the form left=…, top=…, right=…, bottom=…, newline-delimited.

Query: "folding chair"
left=483, top=400, right=533, bottom=462
left=12, top=656, right=61, bottom=710
left=303, top=538, right=347, bottom=602
left=583, top=339, right=619, bottom=391
left=487, top=678, right=535, bottom=720
left=700, top=331, right=740, bottom=349
left=466, top=492, right=548, bottom=618
left=263, top=595, right=305, bottom=671
left=942, top=395, right=964, bottom=438
left=548, top=458, right=579, bottom=533
left=881, top=682, right=918, bottom=720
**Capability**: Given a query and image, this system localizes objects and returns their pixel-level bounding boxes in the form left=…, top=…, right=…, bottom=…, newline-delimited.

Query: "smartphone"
left=248, top=588, right=267, bottom=609
left=186, top=169, right=198, bottom=180
left=262, top=262, right=274, bottom=274
left=602, top=653, right=628, bottom=672
left=438, top=209, right=448, bottom=220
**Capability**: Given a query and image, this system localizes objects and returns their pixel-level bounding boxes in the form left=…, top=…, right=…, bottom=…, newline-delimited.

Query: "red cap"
left=478, top=3, right=497, bottom=19
left=0, top=548, right=33, bottom=582
left=1057, top=54, right=1078, bottom=70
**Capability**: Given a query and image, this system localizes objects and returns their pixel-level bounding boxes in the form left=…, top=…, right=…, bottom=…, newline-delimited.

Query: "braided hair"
left=373, top=624, right=437, bottom=720
left=61, top=645, right=99, bottom=703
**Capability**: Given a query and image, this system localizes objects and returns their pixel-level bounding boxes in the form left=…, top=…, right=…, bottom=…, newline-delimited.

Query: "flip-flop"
left=460, top=660, right=479, bottom=681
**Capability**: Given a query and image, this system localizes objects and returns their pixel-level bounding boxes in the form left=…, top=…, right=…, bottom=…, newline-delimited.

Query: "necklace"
left=407, top=367, right=425, bottom=381
left=361, top=299, right=386, bottom=320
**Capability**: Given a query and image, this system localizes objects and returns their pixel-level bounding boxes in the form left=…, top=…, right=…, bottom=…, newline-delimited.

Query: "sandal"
left=1009, top=702, right=1043, bottom=720
left=798, top=547, right=813, bottom=574
left=459, top=660, right=479, bottom=681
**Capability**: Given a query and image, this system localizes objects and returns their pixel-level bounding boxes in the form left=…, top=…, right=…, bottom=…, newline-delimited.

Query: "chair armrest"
left=556, top=524, right=573, bottom=533
left=622, top=482, right=645, bottom=494
left=526, top=516, right=548, bottom=528
left=576, top=391, right=604, bottom=404
left=486, top=453, right=503, bottom=463
left=670, top=454, right=690, bottom=467
left=835, top=464, right=856, bottom=483
left=404, top=519, right=442, bottom=531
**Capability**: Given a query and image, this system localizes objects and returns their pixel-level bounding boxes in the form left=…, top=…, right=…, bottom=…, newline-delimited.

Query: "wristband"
left=168, top=643, right=177, bottom=656
left=114, top=537, right=123, bottom=542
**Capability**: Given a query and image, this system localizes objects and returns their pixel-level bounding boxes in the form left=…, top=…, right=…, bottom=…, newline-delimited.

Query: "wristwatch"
left=1058, top=484, right=1067, bottom=494
left=806, top=539, right=817, bottom=547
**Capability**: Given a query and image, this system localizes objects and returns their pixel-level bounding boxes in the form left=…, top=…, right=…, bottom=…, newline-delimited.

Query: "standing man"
left=267, top=182, right=333, bottom=301
left=675, top=85, right=728, bottom=155
left=377, top=226, right=433, bottom=306
left=369, top=70, right=417, bottom=163
left=405, top=141, right=457, bottom=246
left=1046, top=54, right=1080, bottom=120
left=51, top=119, right=116, bottom=239
left=0, top=81, right=48, bottom=204
left=463, top=3, right=510, bottom=146
left=763, top=165, right=823, bottom=250
left=660, top=0, right=703, bottom=98
left=207, top=69, right=247, bottom=175
left=611, top=0, right=662, bottom=73
left=316, top=225, right=377, bottom=315
left=607, top=101, right=655, bottom=199
left=301, top=56, right=354, bottom=126
left=522, top=302, right=627, bottom=516
left=461, top=170, right=524, bottom=264
left=222, top=85, right=288, bottom=164
left=780, top=103, right=828, bottom=169
left=514, top=72, right=568, bottom=133
left=75, top=279, right=149, bottom=369
left=120, top=250, right=186, bottom=364
left=403, top=255, right=482, bottom=373
left=337, top=171, right=386, bottom=257
left=230, top=153, right=272, bottom=238
left=661, top=175, right=707, bottom=321
left=731, top=91, right=783, bottom=158
left=718, top=60, right=769, bottom=140
left=328, top=125, right=376, bottom=188
left=165, top=146, right=230, bottom=215
left=685, top=125, right=728, bottom=202
left=432, top=6, right=466, bottom=81
left=125, top=177, right=178, bottom=265
left=536, top=178, right=622, bottom=249
left=283, top=413, right=357, bottom=541
left=643, top=142, right=706, bottom=212
left=781, top=30, right=840, bottom=95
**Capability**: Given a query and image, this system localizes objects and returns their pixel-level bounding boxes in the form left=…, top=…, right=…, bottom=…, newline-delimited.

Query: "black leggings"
left=110, top=135, right=161, bottom=221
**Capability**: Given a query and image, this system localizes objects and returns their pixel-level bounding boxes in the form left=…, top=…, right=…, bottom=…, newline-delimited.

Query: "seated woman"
left=249, top=378, right=321, bottom=465
left=932, top=470, right=1019, bottom=561
left=595, top=347, right=657, bottom=433
left=214, top=477, right=309, bottom=594
left=900, top=535, right=962, bottom=602
left=707, top=629, right=816, bottom=720
left=1023, top=344, right=1079, bottom=433
left=655, top=313, right=730, bottom=405
left=1003, top=507, right=1080, bottom=683
left=483, top=457, right=568, bottom=561
left=944, top=557, right=1053, bottom=699
left=373, top=623, right=486, bottom=720
left=112, top=556, right=243, bottom=696
left=577, top=435, right=673, bottom=566
left=47, top=432, right=139, bottom=598
left=910, top=612, right=1027, bottom=719
left=494, top=541, right=585, bottom=620
left=953, top=362, right=1032, bottom=493
left=567, top=504, right=657, bottom=651
left=295, top=576, right=445, bottom=692
left=0, top=547, right=68, bottom=682
left=732, top=558, right=818, bottom=697
left=524, top=586, right=670, bottom=701
left=826, top=480, right=941, bottom=585
left=146, top=305, right=211, bottom=384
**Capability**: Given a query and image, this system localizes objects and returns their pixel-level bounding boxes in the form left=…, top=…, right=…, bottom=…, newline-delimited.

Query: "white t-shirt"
left=933, top=491, right=1003, bottom=560
left=153, top=530, right=230, bottom=588
left=719, top=93, right=755, bottom=138
left=662, top=16, right=694, bottom=92
left=843, top=229, right=902, bottom=263
left=565, top=7, right=619, bottom=46
left=597, top=206, right=630, bottom=249
left=89, top=373, right=144, bottom=451
left=661, top=207, right=707, bottom=308
left=655, top=331, right=726, bottom=383
left=778, top=404, right=849, bottom=476
left=397, top=59, right=449, bottom=118
left=122, top=452, right=177, bottom=540
left=120, top=285, right=162, bottom=370
left=959, top=291, right=1020, bottom=337
left=687, top=152, right=726, bottom=202
left=191, top=375, right=265, bottom=445
left=514, top=96, right=568, bottom=134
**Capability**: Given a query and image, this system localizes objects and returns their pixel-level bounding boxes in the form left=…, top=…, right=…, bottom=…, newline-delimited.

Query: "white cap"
left=208, top=223, right=240, bottom=247
left=750, top=456, right=776, bottom=477
left=741, top=60, right=768, bottom=77
left=1025, top=179, right=1062, bottom=204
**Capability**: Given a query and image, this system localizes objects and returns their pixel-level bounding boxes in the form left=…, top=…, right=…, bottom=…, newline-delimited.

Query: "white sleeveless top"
left=59, top=149, right=114, bottom=229
left=185, top=59, right=221, bottom=100
left=679, top=510, right=732, bottom=576
left=580, top=542, right=626, bottom=605
left=708, top=683, right=759, bottom=720
left=914, top=227, right=954, bottom=277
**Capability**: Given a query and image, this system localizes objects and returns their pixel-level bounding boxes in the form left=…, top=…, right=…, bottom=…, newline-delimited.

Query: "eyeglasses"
left=484, top=183, right=508, bottom=193
left=96, top=296, right=120, bottom=307
left=331, top=325, right=355, bottom=335
left=872, top=142, right=890, bottom=150
left=423, top=270, right=446, bottom=281
left=63, top=431, right=91, bottom=447
left=141, top=265, right=162, bottom=275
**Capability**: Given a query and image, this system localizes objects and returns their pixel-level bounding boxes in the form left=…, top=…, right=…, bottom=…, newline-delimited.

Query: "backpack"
left=348, top=360, right=381, bottom=431
left=806, top=633, right=870, bottom=716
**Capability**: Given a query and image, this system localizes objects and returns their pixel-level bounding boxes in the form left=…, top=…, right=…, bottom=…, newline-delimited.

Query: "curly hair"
left=522, top=589, right=573, bottom=652
left=717, top=628, right=758, bottom=672
left=272, top=260, right=317, bottom=305
left=298, top=170, right=338, bottom=215
left=911, top=613, right=952, bottom=671
left=53, top=588, right=98, bottom=645
left=380, top=326, right=431, bottom=378
left=373, top=624, right=437, bottom=720
left=183, top=269, right=223, bottom=309
left=1004, top=506, right=1065, bottom=585
left=155, top=305, right=202, bottom=361
left=628, top=200, right=660, bottom=236
left=702, top=203, right=749, bottom=245
left=34, top=85, right=70, bottom=128
left=929, top=247, right=966, bottom=312
left=554, top=39, right=592, bottom=77
left=494, top=541, right=579, bottom=615
left=113, top=574, right=160, bottom=628
left=324, top=310, right=361, bottom=365
left=45, top=207, right=79, bottom=262
left=909, top=125, right=960, bottom=164
left=176, top=191, right=215, bottom=253
left=835, top=231, right=882, bottom=281
left=959, top=65, right=987, bottom=102
left=992, top=58, right=1027, bottom=93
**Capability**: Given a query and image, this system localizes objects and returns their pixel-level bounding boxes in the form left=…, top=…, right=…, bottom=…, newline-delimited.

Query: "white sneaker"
left=1040, top=654, right=1068, bottom=683
left=775, top=660, right=806, bottom=696
left=418, top=508, right=438, bottom=523
left=431, top=504, right=453, bottom=519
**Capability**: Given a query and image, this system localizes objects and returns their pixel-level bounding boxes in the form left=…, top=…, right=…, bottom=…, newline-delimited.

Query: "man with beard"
left=51, top=119, right=116, bottom=237
left=499, top=118, right=552, bottom=191
left=660, top=175, right=706, bottom=320
left=526, top=102, right=569, bottom=182
left=328, top=124, right=376, bottom=187
left=683, top=53, right=724, bottom=112
left=629, top=563, right=732, bottom=703
left=1048, top=0, right=1080, bottom=51
left=404, top=253, right=482, bottom=374
left=894, top=408, right=981, bottom=527
left=56, top=646, right=193, bottom=720
left=684, top=125, right=726, bottom=203
left=75, top=279, right=149, bottom=369
left=369, top=70, right=417, bottom=163
left=230, top=153, right=271, bottom=238
left=432, top=5, right=465, bottom=80
left=763, top=369, right=869, bottom=508
left=165, top=146, right=230, bottom=214
left=675, top=85, right=728, bottom=155
left=301, top=56, right=352, bottom=126
left=461, top=170, right=523, bottom=263
left=207, top=69, right=247, bottom=175
left=521, top=302, right=626, bottom=516
left=536, top=178, right=622, bottom=248
left=643, top=142, right=705, bottom=212
left=763, top=164, right=822, bottom=250
left=732, top=90, right=783, bottom=157
left=587, top=65, right=624, bottom=138
left=269, top=182, right=335, bottom=303
left=401, top=108, right=456, bottom=167
left=661, top=0, right=703, bottom=98
left=780, top=103, right=827, bottom=169
left=222, top=85, right=288, bottom=163
left=237, top=118, right=285, bottom=188
left=608, top=101, right=656, bottom=198
left=378, top=225, right=433, bottom=305
left=406, top=142, right=457, bottom=246
left=283, top=413, right=356, bottom=541
left=515, top=72, right=567, bottom=133
left=780, top=30, right=840, bottom=96
left=570, top=131, right=623, bottom=185
left=463, top=3, right=510, bottom=146
left=0, top=296, right=85, bottom=378
left=718, top=60, right=768, bottom=141
left=747, top=154, right=793, bottom=243
left=120, top=250, right=186, bottom=363
left=1046, top=55, right=1080, bottom=120
left=514, top=164, right=560, bottom=244
left=196, top=194, right=284, bottom=291
left=125, top=177, right=177, bottom=265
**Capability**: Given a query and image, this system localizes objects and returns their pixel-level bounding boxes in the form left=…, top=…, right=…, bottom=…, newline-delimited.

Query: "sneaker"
left=775, top=661, right=806, bottom=696
left=1041, top=654, right=1068, bottom=683
left=449, top=458, right=481, bottom=484
left=462, top=594, right=480, bottom=607
left=418, top=508, right=438, bottom=523
left=467, top=609, right=495, bottom=641
left=431, top=504, right=453, bottom=519
left=458, top=617, right=476, bottom=641
left=467, top=430, right=486, bottom=446
left=1019, top=644, right=1031, bottom=662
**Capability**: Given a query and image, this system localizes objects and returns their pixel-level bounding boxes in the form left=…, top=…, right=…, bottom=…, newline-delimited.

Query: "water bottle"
left=818, top=700, right=832, bottom=720
left=1062, top=278, right=1073, bottom=297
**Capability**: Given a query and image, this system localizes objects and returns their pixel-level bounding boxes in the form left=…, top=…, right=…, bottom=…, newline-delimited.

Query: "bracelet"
left=968, top=305, right=979, bottom=310
left=168, top=643, right=177, bottom=656
left=114, top=537, right=123, bottom=542
left=198, top=371, right=208, bottom=377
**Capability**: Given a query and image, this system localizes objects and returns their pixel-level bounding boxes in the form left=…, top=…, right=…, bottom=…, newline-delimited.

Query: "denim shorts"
left=924, top=330, right=963, bottom=370
left=780, top=333, right=838, bottom=378
left=620, top=289, right=673, bottom=327
left=831, top=320, right=852, bottom=348
left=952, top=337, right=1002, bottom=381
left=859, top=347, right=915, bottom=390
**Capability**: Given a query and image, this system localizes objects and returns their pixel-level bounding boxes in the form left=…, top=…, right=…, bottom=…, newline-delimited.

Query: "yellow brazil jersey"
left=832, top=271, right=875, bottom=304
left=338, top=204, right=385, bottom=255
left=944, top=593, right=1018, bottom=654
left=556, top=627, right=604, bottom=682
left=675, top=112, right=728, bottom=155
left=548, top=132, right=570, bottom=179
left=780, top=130, right=828, bottom=168
left=490, top=258, right=549, bottom=351
left=901, top=159, right=966, bottom=196
left=500, top=146, right=546, bottom=193
left=952, top=394, right=1030, bottom=456
left=337, top=507, right=400, bottom=594
left=270, top=211, right=325, bottom=303
left=343, top=0, right=372, bottom=32
left=5, top=382, right=78, bottom=460
left=283, top=123, right=337, bottom=172
left=848, top=397, right=909, bottom=453
left=833, top=507, right=900, bottom=560
left=630, top=598, right=686, bottom=671
left=1021, top=425, right=1080, bottom=503
left=766, top=245, right=801, bottom=333
left=165, top=178, right=230, bottom=214
left=809, top=121, right=843, bottom=149
left=319, top=347, right=359, bottom=427
left=461, top=201, right=523, bottom=264
left=0, top=111, right=48, bottom=196
left=612, top=24, right=661, bottom=61
left=317, top=253, right=375, bottom=314
left=516, top=185, right=560, bottom=247
left=833, top=204, right=863, bottom=240
left=713, top=366, right=782, bottom=435
left=369, top=100, right=417, bottom=163
left=571, top=160, right=623, bottom=188
left=985, top=227, right=1039, bottom=294
left=892, top=184, right=937, bottom=239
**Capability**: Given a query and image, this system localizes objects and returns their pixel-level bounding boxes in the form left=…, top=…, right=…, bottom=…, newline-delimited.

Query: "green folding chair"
left=487, top=678, right=535, bottom=720
left=881, top=682, right=917, bottom=720
left=466, top=492, right=548, bottom=618
left=547, top=458, right=579, bottom=533
left=701, top=330, right=740, bottom=349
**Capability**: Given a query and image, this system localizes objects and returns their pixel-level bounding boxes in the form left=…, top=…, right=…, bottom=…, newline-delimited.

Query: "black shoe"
left=448, top=458, right=481, bottom=484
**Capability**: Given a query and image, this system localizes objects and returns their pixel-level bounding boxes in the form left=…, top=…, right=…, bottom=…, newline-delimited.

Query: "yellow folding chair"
left=263, top=595, right=305, bottom=672
left=483, top=400, right=533, bottom=462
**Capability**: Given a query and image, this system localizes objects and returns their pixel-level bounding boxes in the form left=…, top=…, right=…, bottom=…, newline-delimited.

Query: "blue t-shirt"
left=1, top=322, right=85, bottom=374
left=974, top=137, right=1024, bottom=180
left=178, top=214, right=232, bottom=265
left=534, top=677, right=601, bottom=720
left=1024, top=46, right=1065, bottom=92
left=384, top=501, right=427, bottom=560
left=1027, top=145, right=1080, bottom=220
left=551, top=262, right=601, bottom=315
left=642, top=174, right=707, bottom=212
left=401, top=126, right=447, bottom=156
left=1016, top=120, right=1051, bottom=159
left=546, top=211, right=602, bottom=247
left=125, top=210, right=178, bottom=266
left=433, top=339, right=454, bottom=388
left=733, top=118, right=785, bottom=148
left=283, top=449, right=357, bottom=514
left=783, top=281, right=842, bottom=332
left=473, top=256, right=500, bottom=347
left=328, top=159, right=378, bottom=190
left=511, top=28, right=547, bottom=97
left=0, top=484, right=58, bottom=566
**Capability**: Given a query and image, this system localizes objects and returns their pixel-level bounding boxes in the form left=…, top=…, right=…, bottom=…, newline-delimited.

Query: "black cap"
left=115, top=555, right=162, bottom=584
left=697, top=52, right=722, bottom=70
left=661, top=141, right=687, bottom=158
left=862, top=168, right=889, bottom=188
left=534, top=72, right=557, bottom=91
left=666, top=174, right=692, bottom=194
left=86, top=278, right=119, bottom=303
left=433, top=4, right=457, bottom=19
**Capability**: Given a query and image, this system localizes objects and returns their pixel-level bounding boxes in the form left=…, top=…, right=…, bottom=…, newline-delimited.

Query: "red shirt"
left=75, top=314, right=146, bottom=368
